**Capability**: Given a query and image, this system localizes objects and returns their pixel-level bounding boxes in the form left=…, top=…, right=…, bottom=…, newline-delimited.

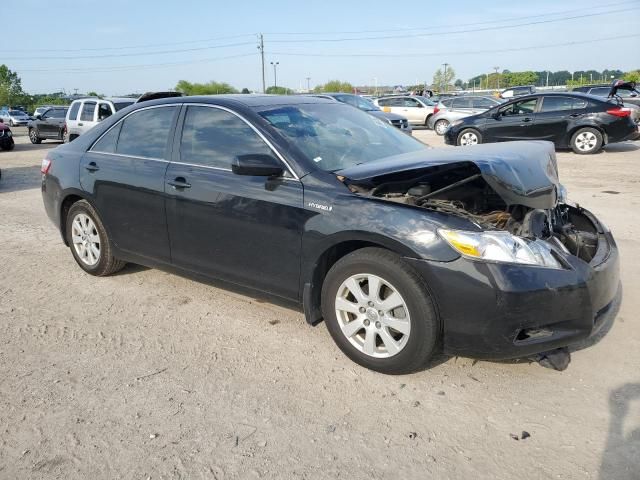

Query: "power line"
left=4, top=41, right=257, bottom=61
left=263, top=0, right=637, bottom=36
left=266, top=7, right=635, bottom=43
left=269, top=33, right=640, bottom=58
left=9, top=33, right=258, bottom=53
left=15, top=52, right=259, bottom=73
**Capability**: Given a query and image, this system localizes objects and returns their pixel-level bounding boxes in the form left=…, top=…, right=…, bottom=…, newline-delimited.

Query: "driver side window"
left=500, top=99, right=537, bottom=116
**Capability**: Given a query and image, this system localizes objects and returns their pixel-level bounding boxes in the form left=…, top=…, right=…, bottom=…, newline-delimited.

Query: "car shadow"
left=0, top=165, right=42, bottom=193
left=599, top=382, right=640, bottom=480
left=11, top=142, right=62, bottom=152
left=603, top=142, right=639, bottom=153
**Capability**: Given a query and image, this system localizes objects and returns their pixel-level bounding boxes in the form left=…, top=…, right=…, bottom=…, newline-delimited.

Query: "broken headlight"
left=438, top=229, right=563, bottom=269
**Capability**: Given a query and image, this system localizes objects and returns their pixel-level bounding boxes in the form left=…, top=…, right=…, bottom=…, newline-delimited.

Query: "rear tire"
left=570, top=127, right=603, bottom=155
left=321, top=247, right=440, bottom=374
left=434, top=119, right=450, bottom=136
left=457, top=128, right=482, bottom=146
left=66, top=200, right=126, bottom=276
left=29, top=128, right=42, bottom=144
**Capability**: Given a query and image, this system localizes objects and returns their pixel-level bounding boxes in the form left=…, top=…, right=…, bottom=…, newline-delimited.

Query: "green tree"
left=502, top=71, right=538, bottom=87
left=241, top=88, right=251, bottom=94
left=86, top=91, right=101, bottom=97
left=432, top=66, right=456, bottom=92
left=266, top=86, right=294, bottom=95
left=314, top=80, right=354, bottom=93
left=0, top=65, right=24, bottom=107
left=623, top=70, right=640, bottom=83
left=175, top=80, right=238, bottom=95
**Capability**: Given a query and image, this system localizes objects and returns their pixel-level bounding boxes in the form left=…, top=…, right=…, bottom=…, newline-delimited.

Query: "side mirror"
left=492, top=110, right=501, bottom=119
left=232, top=154, right=284, bottom=177
left=36, top=115, right=42, bottom=120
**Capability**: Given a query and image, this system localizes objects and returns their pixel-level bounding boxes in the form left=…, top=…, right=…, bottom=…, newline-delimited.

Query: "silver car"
left=0, top=109, right=31, bottom=127
left=428, top=96, right=502, bottom=135
left=374, top=95, right=437, bottom=128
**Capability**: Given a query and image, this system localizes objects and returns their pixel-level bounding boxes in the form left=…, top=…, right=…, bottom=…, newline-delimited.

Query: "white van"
left=65, top=97, right=135, bottom=142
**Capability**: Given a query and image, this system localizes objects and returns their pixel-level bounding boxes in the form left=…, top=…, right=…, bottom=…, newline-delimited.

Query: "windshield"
left=417, top=96, right=435, bottom=106
left=114, top=101, right=134, bottom=111
left=258, top=103, right=426, bottom=172
left=9, top=110, right=25, bottom=116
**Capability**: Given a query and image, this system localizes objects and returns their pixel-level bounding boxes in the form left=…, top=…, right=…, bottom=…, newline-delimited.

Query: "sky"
left=7, top=0, right=640, bottom=96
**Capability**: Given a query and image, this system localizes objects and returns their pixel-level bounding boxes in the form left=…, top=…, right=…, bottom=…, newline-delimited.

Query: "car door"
left=78, top=101, right=97, bottom=135
left=40, top=108, right=66, bottom=138
left=530, top=96, right=577, bottom=144
left=164, top=105, right=305, bottom=299
left=398, top=97, right=426, bottom=124
left=482, top=98, right=539, bottom=142
left=451, top=97, right=475, bottom=116
left=66, top=101, right=81, bottom=136
left=79, top=105, right=179, bottom=262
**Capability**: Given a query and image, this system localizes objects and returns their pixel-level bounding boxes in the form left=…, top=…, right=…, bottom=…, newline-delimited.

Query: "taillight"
left=433, top=106, right=440, bottom=115
left=606, top=107, right=631, bottom=117
left=41, top=158, right=52, bottom=174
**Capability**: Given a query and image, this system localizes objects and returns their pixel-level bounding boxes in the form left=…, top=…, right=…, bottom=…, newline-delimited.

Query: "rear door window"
left=540, top=96, right=575, bottom=112
left=116, top=106, right=178, bottom=159
left=452, top=97, right=472, bottom=109
left=91, top=123, right=122, bottom=154
left=68, top=102, right=81, bottom=120
left=179, top=106, right=274, bottom=170
left=80, top=102, right=96, bottom=122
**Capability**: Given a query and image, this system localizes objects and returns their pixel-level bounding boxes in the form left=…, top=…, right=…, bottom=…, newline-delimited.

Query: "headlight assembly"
left=438, top=229, right=563, bottom=269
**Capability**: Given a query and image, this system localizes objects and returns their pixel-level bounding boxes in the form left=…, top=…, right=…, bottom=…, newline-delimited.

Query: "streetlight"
left=442, top=63, right=449, bottom=93
left=305, top=76, right=311, bottom=92
left=493, top=66, right=500, bottom=90
left=270, top=61, right=279, bottom=88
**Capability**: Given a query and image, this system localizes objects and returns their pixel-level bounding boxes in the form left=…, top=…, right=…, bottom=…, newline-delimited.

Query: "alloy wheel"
left=575, top=131, right=598, bottom=152
left=29, top=129, right=38, bottom=143
left=334, top=273, right=411, bottom=358
left=435, top=120, right=449, bottom=135
left=71, top=213, right=101, bottom=266
left=459, top=131, right=478, bottom=145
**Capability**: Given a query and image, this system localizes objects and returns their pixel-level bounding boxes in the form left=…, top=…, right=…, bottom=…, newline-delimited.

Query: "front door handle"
left=78, top=122, right=84, bottom=126
left=85, top=162, right=99, bottom=172
left=522, top=117, right=532, bottom=123
left=569, top=113, right=583, bottom=118
left=167, top=177, right=191, bottom=189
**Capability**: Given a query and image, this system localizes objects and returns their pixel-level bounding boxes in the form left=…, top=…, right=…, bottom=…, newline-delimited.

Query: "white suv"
left=65, top=97, right=134, bottom=142
left=374, top=96, right=437, bottom=127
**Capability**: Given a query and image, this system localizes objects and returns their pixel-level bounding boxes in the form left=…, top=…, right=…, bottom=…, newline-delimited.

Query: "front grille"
left=390, top=119, right=409, bottom=129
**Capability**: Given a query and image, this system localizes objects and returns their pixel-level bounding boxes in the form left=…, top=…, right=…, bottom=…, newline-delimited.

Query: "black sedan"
left=41, top=95, right=619, bottom=374
left=28, top=106, right=68, bottom=144
left=445, top=92, right=639, bottom=154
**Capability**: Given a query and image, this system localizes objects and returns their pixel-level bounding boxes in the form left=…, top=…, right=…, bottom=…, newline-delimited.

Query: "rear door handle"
left=85, top=162, right=99, bottom=172
left=78, top=122, right=84, bottom=126
left=522, top=117, right=533, bottom=123
left=570, top=113, right=583, bottom=118
left=167, top=177, right=191, bottom=189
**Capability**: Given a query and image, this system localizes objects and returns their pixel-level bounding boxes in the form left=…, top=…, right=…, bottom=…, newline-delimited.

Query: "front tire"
left=457, top=128, right=482, bottom=146
left=434, top=119, right=450, bottom=136
left=570, top=127, right=603, bottom=154
left=29, top=128, right=42, bottom=144
left=66, top=200, right=126, bottom=276
left=321, top=248, right=440, bottom=374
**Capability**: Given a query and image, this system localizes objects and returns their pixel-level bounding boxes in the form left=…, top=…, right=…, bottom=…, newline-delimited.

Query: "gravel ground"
left=1, top=126, right=639, bottom=480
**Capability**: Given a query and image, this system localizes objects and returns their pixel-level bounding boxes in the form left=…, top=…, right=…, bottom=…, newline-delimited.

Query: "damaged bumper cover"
left=404, top=208, right=620, bottom=359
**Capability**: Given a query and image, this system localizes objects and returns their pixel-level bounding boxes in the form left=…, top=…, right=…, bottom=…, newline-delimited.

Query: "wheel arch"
left=59, top=191, right=98, bottom=246
left=301, top=234, right=420, bottom=326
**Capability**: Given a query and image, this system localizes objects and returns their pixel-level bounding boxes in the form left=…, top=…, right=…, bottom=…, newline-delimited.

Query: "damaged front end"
left=338, top=142, right=600, bottom=267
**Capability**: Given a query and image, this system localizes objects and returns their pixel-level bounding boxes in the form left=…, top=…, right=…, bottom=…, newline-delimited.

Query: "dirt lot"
left=1, top=126, right=639, bottom=480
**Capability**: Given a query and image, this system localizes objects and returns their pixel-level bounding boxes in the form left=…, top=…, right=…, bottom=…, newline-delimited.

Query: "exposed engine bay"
left=342, top=162, right=600, bottom=263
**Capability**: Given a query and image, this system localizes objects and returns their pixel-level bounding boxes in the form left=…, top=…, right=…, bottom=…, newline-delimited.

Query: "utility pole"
left=257, top=34, right=266, bottom=93
left=546, top=71, right=549, bottom=87
left=305, top=77, right=311, bottom=92
left=442, top=63, right=449, bottom=93
left=493, top=66, right=500, bottom=90
left=270, top=61, right=279, bottom=88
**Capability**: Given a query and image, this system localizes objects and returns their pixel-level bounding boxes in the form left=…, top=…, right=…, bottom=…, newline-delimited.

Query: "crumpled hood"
left=337, top=141, right=560, bottom=209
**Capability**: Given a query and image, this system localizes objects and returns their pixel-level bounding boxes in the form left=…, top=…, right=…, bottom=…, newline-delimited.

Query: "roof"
left=128, top=94, right=336, bottom=109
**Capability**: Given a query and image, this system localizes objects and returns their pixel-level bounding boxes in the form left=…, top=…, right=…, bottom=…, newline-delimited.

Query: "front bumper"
left=405, top=211, right=620, bottom=359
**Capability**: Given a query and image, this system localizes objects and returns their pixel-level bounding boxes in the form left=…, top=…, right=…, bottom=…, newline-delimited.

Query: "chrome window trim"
left=89, top=103, right=181, bottom=159
left=88, top=151, right=170, bottom=163
left=185, top=103, right=300, bottom=180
